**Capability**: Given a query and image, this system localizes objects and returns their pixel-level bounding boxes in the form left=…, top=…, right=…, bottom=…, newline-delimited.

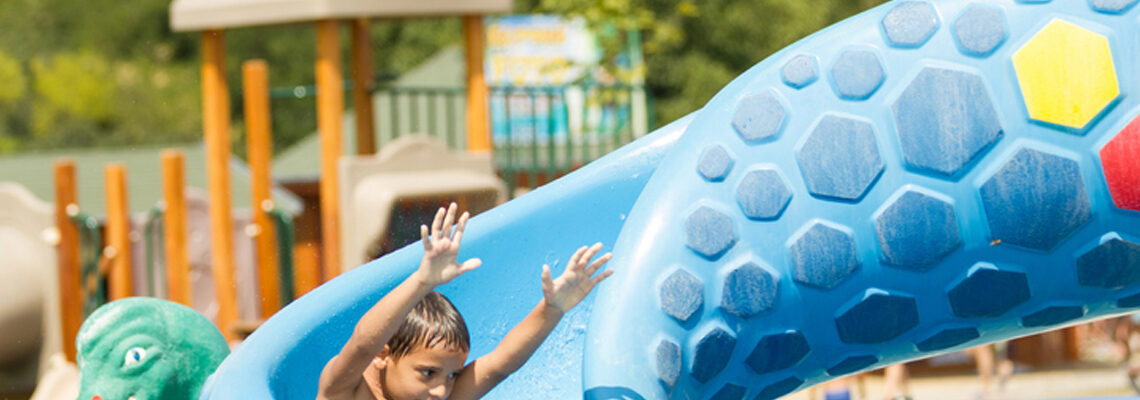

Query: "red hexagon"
left=1101, top=115, right=1140, bottom=211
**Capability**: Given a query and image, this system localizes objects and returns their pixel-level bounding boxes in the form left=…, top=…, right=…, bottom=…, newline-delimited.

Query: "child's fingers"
left=431, top=207, right=445, bottom=240
left=452, top=212, right=470, bottom=246
left=460, top=258, right=482, bottom=273
left=420, top=224, right=431, bottom=250
left=580, top=242, right=604, bottom=268
left=456, top=211, right=470, bottom=233
left=568, top=246, right=588, bottom=270
left=586, top=252, right=613, bottom=276
left=589, top=269, right=614, bottom=287
left=542, top=264, right=553, bottom=285
left=442, top=202, right=458, bottom=239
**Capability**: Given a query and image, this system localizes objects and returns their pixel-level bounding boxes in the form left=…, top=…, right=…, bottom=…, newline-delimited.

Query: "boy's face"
left=376, top=344, right=468, bottom=400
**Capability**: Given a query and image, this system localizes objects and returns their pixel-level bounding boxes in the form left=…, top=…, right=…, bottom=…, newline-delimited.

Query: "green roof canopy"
left=0, top=143, right=302, bottom=217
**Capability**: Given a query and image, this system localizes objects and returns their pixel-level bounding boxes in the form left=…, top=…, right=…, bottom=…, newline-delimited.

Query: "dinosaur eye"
left=124, top=347, right=147, bottom=367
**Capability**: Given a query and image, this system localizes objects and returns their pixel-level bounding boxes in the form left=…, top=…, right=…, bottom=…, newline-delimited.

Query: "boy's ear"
left=373, top=345, right=391, bottom=369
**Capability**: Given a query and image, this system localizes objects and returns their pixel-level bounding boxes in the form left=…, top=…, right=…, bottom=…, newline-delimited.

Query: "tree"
left=518, top=0, right=889, bottom=126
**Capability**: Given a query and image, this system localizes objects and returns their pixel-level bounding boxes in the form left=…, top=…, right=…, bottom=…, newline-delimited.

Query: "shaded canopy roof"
left=170, top=0, right=512, bottom=31
left=273, top=46, right=466, bottom=183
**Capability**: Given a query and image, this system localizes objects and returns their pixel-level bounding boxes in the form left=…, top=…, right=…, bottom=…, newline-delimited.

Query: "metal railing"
left=67, top=205, right=105, bottom=317
left=265, top=77, right=652, bottom=196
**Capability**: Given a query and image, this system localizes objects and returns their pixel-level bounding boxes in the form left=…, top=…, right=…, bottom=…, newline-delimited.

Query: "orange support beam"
left=201, top=30, right=238, bottom=341
left=294, top=243, right=322, bottom=297
left=464, top=15, right=491, bottom=152
left=243, top=59, right=282, bottom=318
left=161, top=150, right=191, bottom=306
left=316, top=19, right=344, bottom=281
left=352, top=18, right=376, bottom=156
left=104, top=164, right=133, bottom=300
left=53, top=160, right=80, bottom=362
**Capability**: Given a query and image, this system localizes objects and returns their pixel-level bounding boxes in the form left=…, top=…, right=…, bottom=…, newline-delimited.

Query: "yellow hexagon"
left=1012, top=19, right=1119, bottom=130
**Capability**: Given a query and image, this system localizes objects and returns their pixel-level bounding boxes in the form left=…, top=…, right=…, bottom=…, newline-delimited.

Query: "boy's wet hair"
left=387, top=291, right=470, bottom=359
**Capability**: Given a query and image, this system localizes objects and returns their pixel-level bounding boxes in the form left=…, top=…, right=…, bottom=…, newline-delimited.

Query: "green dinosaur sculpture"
left=76, top=297, right=229, bottom=400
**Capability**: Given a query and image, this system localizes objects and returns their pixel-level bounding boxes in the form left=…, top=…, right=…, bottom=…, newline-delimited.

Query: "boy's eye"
left=448, top=372, right=460, bottom=380
left=419, top=369, right=433, bottom=377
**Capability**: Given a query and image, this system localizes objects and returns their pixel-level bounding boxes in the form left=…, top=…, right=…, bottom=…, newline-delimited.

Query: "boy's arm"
left=449, top=243, right=613, bottom=400
left=317, top=203, right=481, bottom=399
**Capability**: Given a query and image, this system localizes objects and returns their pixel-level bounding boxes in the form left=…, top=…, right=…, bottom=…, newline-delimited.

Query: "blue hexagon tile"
left=980, top=148, right=1091, bottom=251
left=952, top=3, right=1007, bottom=56
left=874, top=187, right=962, bottom=270
left=782, top=55, right=820, bottom=89
left=797, top=115, right=884, bottom=201
left=829, top=48, right=886, bottom=100
left=891, top=66, right=1003, bottom=178
left=881, top=1, right=940, bottom=48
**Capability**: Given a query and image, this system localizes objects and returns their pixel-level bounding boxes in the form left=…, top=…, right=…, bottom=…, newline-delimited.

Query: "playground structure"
left=0, top=184, right=59, bottom=393
left=337, top=135, right=507, bottom=268
left=191, top=0, right=1140, bottom=399
left=13, top=0, right=1140, bottom=399
left=0, top=141, right=307, bottom=395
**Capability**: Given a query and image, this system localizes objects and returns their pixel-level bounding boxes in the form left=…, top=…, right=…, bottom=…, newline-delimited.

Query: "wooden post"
left=464, top=15, right=491, bottom=152
left=201, top=30, right=238, bottom=341
left=104, top=164, right=133, bottom=300
left=161, top=151, right=191, bottom=306
left=294, top=242, right=322, bottom=296
left=243, top=59, right=282, bottom=318
left=352, top=18, right=376, bottom=156
left=53, top=160, right=80, bottom=362
left=316, top=19, right=344, bottom=281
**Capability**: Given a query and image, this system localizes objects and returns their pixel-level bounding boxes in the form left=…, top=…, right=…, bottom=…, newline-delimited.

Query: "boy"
left=317, top=203, right=614, bottom=400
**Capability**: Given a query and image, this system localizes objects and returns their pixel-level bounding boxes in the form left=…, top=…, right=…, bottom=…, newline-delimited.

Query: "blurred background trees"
left=0, top=0, right=886, bottom=155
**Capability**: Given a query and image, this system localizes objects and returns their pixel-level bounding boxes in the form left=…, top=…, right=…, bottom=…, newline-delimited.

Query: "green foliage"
left=31, top=51, right=115, bottom=140
left=0, top=51, right=26, bottom=106
left=0, top=0, right=886, bottom=153
left=520, top=0, right=890, bottom=126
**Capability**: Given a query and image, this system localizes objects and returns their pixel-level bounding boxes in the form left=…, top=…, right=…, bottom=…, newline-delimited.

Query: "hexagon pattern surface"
left=835, top=289, right=920, bottom=344
left=881, top=1, right=940, bottom=47
left=952, top=3, right=1007, bottom=56
left=732, top=90, right=787, bottom=144
left=829, top=48, right=886, bottom=100
left=980, top=148, right=1091, bottom=251
left=892, top=67, right=1003, bottom=178
left=1012, top=18, right=1119, bottom=130
left=875, top=188, right=961, bottom=270
left=574, top=2, right=1140, bottom=400
left=1100, top=115, right=1140, bottom=212
left=790, top=221, right=862, bottom=289
left=797, top=115, right=884, bottom=201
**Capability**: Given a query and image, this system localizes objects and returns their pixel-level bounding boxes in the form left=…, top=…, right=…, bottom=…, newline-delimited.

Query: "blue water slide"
left=199, top=113, right=694, bottom=399
left=201, top=0, right=1140, bottom=398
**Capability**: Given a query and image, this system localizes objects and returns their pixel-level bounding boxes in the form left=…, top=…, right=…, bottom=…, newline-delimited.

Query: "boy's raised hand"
left=415, top=202, right=482, bottom=287
left=542, top=242, right=614, bottom=313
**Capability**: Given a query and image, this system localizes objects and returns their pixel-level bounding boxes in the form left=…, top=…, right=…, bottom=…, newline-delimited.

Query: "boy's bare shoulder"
left=320, top=368, right=385, bottom=400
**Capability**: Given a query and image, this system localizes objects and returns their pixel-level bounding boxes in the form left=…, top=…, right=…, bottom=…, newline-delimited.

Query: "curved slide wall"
left=202, top=0, right=1140, bottom=398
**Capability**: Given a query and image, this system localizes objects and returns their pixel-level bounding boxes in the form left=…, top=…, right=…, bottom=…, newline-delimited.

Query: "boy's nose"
left=428, top=383, right=449, bottom=399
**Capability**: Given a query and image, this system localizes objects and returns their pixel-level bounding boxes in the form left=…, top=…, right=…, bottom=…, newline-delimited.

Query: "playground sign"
left=484, top=15, right=648, bottom=153
left=485, top=15, right=599, bottom=86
